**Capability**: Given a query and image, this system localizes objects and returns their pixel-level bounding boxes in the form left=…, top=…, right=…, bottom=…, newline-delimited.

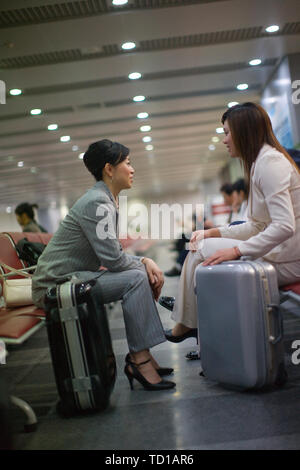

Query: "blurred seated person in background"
left=230, top=178, right=248, bottom=223
left=15, top=203, right=47, bottom=233
left=165, top=212, right=214, bottom=277
left=220, top=183, right=234, bottom=223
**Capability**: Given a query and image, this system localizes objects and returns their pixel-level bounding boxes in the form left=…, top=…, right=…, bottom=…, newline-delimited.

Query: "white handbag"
left=0, top=262, right=37, bottom=308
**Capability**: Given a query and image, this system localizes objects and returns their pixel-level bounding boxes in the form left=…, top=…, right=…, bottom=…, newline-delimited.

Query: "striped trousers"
left=73, top=266, right=166, bottom=353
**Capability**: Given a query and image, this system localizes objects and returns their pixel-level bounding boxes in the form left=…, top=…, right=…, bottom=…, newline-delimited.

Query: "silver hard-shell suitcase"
left=195, top=259, right=287, bottom=390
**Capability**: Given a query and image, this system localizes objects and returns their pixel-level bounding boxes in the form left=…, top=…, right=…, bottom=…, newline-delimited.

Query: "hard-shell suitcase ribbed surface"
left=44, top=279, right=116, bottom=416
left=195, top=260, right=287, bottom=390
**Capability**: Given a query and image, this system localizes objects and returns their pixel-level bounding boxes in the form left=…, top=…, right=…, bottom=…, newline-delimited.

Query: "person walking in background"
left=15, top=203, right=47, bottom=233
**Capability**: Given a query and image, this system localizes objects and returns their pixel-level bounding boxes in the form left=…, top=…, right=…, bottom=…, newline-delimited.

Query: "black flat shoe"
left=164, top=267, right=181, bottom=277
left=125, top=353, right=173, bottom=377
left=159, top=296, right=175, bottom=311
left=164, top=328, right=198, bottom=343
left=124, top=358, right=176, bottom=391
left=185, top=350, right=201, bottom=360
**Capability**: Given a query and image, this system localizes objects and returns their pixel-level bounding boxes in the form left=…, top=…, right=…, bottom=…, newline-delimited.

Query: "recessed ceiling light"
left=140, top=125, right=151, bottom=132
left=265, top=25, right=279, bottom=33
left=30, top=108, right=42, bottom=115
left=48, top=123, right=58, bottom=130
left=121, top=42, right=136, bottom=50
left=133, top=95, right=145, bottom=102
left=60, top=135, right=70, bottom=142
left=216, top=127, right=224, bottom=134
left=212, top=136, right=220, bottom=143
left=128, top=72, right=142, bottom=80
left=9, top=88, right=22, bottom=96
left=228, top=101, right=239, bottom=108
left=145, top=145, right=154, bottom=151
left=72, top=145, right=79, bottom=151
left=137, top=112, right=149, bottom=119
left=142, top=136, right=152, bottom=143
left=30, top=167, right=37, bottom=174
left=112, top=0, right=128, bottom=5
left=209, top=144, right=216, bottom=151
left=78, top=153, right=84, bottom=159
left=237, top=83, right=249, bottom=90
left=6, top=206, right=12, bottom=214
left=249, top=58, right=262, bottom=66
left=17, top=161, right=24, bottom=167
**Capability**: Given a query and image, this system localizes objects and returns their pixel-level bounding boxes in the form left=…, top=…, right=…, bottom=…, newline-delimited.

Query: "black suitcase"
left=44, top=278, right=116, bottom=417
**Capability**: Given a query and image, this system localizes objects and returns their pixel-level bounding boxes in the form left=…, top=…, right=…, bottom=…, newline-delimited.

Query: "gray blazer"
left=32, top=181, right=143, bottom=307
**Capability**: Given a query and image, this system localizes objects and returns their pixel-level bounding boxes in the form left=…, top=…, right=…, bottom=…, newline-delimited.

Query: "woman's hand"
left=202, top=247, right=241, bottom=266
left=189, top=228, right=221, bottom=252
left=142, top=258, right=164, bottom=300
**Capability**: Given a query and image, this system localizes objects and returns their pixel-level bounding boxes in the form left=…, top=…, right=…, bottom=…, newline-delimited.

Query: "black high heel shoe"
left=124, top=358, right=176, bottom=391
left=125, top=353, right=173, bottom=377
left=164, top=328, right=198, bottom=343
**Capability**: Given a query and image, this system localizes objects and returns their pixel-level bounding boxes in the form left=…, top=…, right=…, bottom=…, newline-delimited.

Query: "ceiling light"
left=265, top=25, right=279, bottom=33
left=112, top=0, right=128, bottom=5
left=209, top=144, right=216, bottom=151
left=142, top=136, right=152, bottom=143
left=72, top=145, right=79, bottom=151
left=6, top=206, right=12, bottom=214
left=228, top=101, right=239, bottom=107
left=137, top=112, right=149, bottom=119
left=140, top=125, right=151, bottom=132
left=145, top=145, right=154, bottom=151
left=237, top=83, right=249, bottom=90
left=9, top=88, right=22, bottom=96
left=78, top=153, right=84, bottom=159
left=249, top=58, right=262, bottom=66
left=133, top=95, right=145, bottom=102
left=30, top=108, right=42, bottom=115
left=18, top=161, right=24, bottom=167
left=212, top=136, right=219, bottom=143
left=121, top=42, right=136, bottom=50
left=216, top=127, right=224, bottom=134
left=48, top=124, right=58, bottom=130
left=30, top=167, right=37, bottom=174
left=60, top=135, right=70, bottom=142
left=128, top=72, right=142, bottom=80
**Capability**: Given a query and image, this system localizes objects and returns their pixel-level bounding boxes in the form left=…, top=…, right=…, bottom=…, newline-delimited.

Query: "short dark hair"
left=220, top=183, right=233, bottom=195
left=83, top=139, right=129, bottom=181
left=232, top=178, right=248, bottom=196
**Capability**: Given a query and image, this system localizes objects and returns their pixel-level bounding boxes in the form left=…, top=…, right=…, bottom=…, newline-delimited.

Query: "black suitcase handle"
left=268, top=304, right=283, bottom=345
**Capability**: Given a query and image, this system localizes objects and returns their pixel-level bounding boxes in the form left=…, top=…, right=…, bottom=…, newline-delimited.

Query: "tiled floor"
left=2, top=241, right=300, bottom=450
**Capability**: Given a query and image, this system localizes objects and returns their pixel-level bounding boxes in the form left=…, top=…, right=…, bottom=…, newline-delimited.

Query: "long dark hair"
left=15, top=202, right=38, bottom=220
left=221, top=102, right=300, bottom=180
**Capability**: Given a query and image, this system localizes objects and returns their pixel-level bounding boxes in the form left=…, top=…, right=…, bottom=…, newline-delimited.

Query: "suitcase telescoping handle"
left=268, top=304, right=283, bottom=345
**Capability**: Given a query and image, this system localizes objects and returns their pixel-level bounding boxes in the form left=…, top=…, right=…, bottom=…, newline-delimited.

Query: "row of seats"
left=0, top=231, right=156, bottom=345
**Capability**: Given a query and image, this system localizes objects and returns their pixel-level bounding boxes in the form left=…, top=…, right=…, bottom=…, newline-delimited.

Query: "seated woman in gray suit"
left=32, top=139, right=175, bottom=391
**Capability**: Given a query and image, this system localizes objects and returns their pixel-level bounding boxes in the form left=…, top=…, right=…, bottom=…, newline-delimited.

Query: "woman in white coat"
left=163, top=102, right=300, bottom=342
